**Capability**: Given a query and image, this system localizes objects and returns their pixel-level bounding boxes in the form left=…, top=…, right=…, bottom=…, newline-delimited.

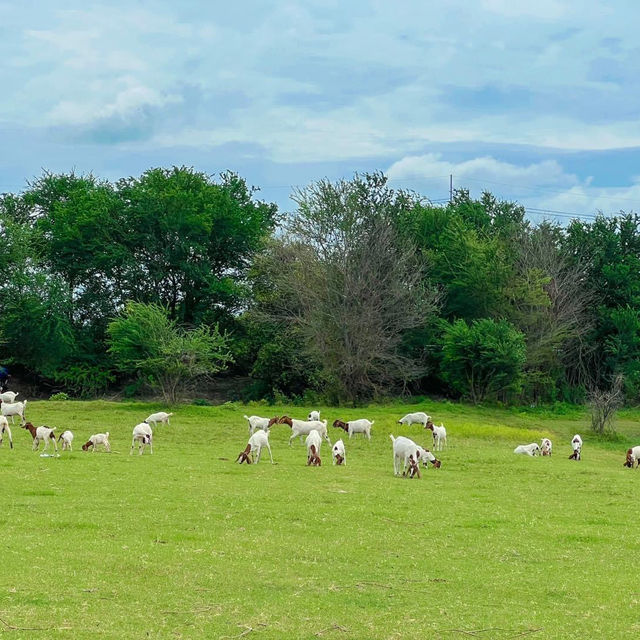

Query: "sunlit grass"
left=0, top=399, right=638, bottom=638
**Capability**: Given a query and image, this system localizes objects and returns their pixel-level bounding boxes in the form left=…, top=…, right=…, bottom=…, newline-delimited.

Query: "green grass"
left=1, top=399, right=639, bottom=639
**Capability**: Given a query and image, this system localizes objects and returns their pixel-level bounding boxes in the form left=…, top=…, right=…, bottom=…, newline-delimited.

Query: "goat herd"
left=0, top=389, right=173, bottom=455
left=239, top=410, right=446, bottom=478
left=4, top=390, right=640, bottom=472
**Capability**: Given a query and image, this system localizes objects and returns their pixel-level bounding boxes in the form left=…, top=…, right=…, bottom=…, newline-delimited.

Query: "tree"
left=107, top=302, right=233, bottom=403
left=264, top=173, right=438, bottom=403
left=441, top=318, right=526, bottom=403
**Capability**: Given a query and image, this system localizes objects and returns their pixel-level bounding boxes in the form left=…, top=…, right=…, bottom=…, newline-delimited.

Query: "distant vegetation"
left=2, top=167, right=639, bottom=406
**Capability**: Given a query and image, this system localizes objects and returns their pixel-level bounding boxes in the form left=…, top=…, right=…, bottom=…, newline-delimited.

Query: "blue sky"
left=1, top=0, right=639, bottom=222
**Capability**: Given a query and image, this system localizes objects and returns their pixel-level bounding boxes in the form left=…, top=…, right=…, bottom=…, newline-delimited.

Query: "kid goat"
left=22, top=422, right=58, bottom=454
left=332, top=418, right=373, bottom=440
left=306, top=429, right=322, bottom=466
left=236, top=430, right=274, bottom=464
left=425, top=420, right=447, bottom=450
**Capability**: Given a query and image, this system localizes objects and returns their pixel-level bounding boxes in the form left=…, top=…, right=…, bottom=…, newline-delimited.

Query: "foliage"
left=589, top=374, right=624, bottom=436
left=49, top=392, right=70, bottom=401
left=441, top=318, right=527, bottom=403
left=107, top=302, right=233, bottom=403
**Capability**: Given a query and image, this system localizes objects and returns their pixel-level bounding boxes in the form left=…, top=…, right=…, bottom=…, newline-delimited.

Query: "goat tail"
left=105, top=431, right=110, bottom=438
left=243, top=415, right=250, bottom=421
left=389, top=434, right=395, bottom=444
left=370, top=420, right=375, bottom=426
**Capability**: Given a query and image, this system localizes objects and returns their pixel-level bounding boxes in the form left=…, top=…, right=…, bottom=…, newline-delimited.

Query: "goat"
left=236, top=430, right=274, bottom=464
left=514, top=443, right=540, bottom=456
left=307, top=410, right=320, bottom=421
left=390, top=435, right=439, bottom=477
left=0, top=415, right=12, bottom=449
left=0, top=399, right=27, bottom=425
left=425, top=420, right=447, bottom=450
left=398, top=412, right=430, bottom=428
left=144, top=412, right=173, bottom=428
left=569, top=434, right=582, bottom=461
left=58, top=430, right=73, bottom=452
left=541, top=438, right=552, bottom=456
left=82, top=432, right=111, bottom=452
left=332, top=439, right=346, bottom=465
left=279, top=416, right=331, bottom=447
left=407, top=454, right=422, bottom=479
left=306, top=429, right=322, bottom=466
left=131, top=423, right=153, bottom=455
left=624, top=446, right=640, bottom=468
left=243, top=414, right=279, bottom=435
left=22, top=422, right=58, bottom=454
left=0, top=391, right=18, bottom=403
left=332, top=418, right=373, bottom=440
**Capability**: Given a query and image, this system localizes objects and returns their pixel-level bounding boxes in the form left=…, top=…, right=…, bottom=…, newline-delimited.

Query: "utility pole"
left=449, top=174, right=453, bottom=203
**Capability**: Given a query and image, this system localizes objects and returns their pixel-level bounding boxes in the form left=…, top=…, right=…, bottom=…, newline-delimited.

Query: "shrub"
left=441, top=318, right=527, bottom=403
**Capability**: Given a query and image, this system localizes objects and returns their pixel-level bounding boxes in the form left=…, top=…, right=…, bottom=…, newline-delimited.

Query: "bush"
left=49, top=392, right=70, bottom=401
left=441, top=318, right=527, bottom=403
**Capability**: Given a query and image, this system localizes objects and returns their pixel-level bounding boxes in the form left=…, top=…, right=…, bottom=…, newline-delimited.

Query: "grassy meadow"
left=1, top=399, right=639, bottom=639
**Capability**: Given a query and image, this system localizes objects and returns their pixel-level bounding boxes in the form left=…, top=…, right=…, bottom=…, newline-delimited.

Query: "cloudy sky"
left=1, top=1, right=639, bottom=221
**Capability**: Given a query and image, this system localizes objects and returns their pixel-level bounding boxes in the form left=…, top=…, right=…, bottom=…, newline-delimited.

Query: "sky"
left=1, top=0, right=639, bottom=223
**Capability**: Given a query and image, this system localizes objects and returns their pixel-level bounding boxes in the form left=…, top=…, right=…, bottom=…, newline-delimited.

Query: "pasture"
left=1, top=400, right=639, bottom=639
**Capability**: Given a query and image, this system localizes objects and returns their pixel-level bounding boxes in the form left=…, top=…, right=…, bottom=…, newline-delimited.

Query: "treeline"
left=1, top=167, right=638, bottom=405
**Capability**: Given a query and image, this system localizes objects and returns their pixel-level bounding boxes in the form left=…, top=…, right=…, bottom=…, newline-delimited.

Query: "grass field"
left=1, top=399, right=639, bottom=639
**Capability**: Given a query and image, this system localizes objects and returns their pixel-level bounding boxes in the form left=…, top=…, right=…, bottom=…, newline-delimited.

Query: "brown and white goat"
left=22, top=422, right=58, bottom=454
left=236, top=430, right=273, bottom=464
left=624, top=446, right=640, bottom=468
left=306, top=429, right=322, bottom=466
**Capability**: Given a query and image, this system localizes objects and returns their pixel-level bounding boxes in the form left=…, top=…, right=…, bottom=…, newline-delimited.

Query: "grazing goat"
left=307, top=410, right=320, bottom=421
left=58, top=430, right=73, bottom=452
left=131, top=423, right=153, bottom=455
left=82, top=432, right=111, bottom=452
left=569, top=434, right=582, bottom=461
left=333, top=418, right=373, bottom=440
left=390, top=435, right=440, bottom=477
left=0, top=391, right=18, bottom=403
left=425, top=420, right=447, bottom=450
left=22, top=422, right=58, bottom=454
left=144, top=412, right=173, bottom=428
left=624, top=446, right=640, bottom=468
left=0, top=415, right=12, bottom=449
left=306, top=430, right=322, bottom=466
left=279, top=416, right=331, bottom=447
left=243, top=415, right=279, bottom=435
left=398, top=412, right=431, bottom=428
left=514, top=443, right=541, bottom=456
left=236, top=430, right=274, bottom=464
left=332, top=439, right=346, bottom=465
left=541, top=438, right=552, bottom=456
left=0, top=399, right=27, bottom=425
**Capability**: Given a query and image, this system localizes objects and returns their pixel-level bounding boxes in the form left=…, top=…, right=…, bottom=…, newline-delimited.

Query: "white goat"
left=390, top=435, right=441, bottom=477
left=307, top=410, right=320, bottom=421
left=279, top=416, right=331, bottom=446
left=0, top=399, right=27, bottom=425
left=541, top=438, right=552, bottom=456
left=144, top=412, right=173, bottom=427
left=243, top=414, right=279, bottom=435
left=569, top=434, right=582, bottom=461
left=22, top=422, right=58, bottom=454
left=0, top=391, right=18, bottom=403
left=332, top=418, right=373, bottom=439
left=624, top=445, right=640, bottom=468
left=398, top=412, right=431, bottom=428
left=305, top=429, right=322, bottom=466
left=236, top=430, right=274, bottom=464
left=514, top=443, right=540, bottom=456
left=426, top=420, right=447, bottom=450
left=82, top=432, right=111, bottom=452
left=332, top=439, right=346, bottom=465
left=131, top=423, right=153, bottom=455
left=58, top=430, right=74, bottom=452
left=0, top=415, right=12, bottom=449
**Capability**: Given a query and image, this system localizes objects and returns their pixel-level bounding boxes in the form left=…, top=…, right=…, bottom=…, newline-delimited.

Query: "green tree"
left=107, top=302, right=233, bottom=403
left=441, top=318, right=526, bottom=403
